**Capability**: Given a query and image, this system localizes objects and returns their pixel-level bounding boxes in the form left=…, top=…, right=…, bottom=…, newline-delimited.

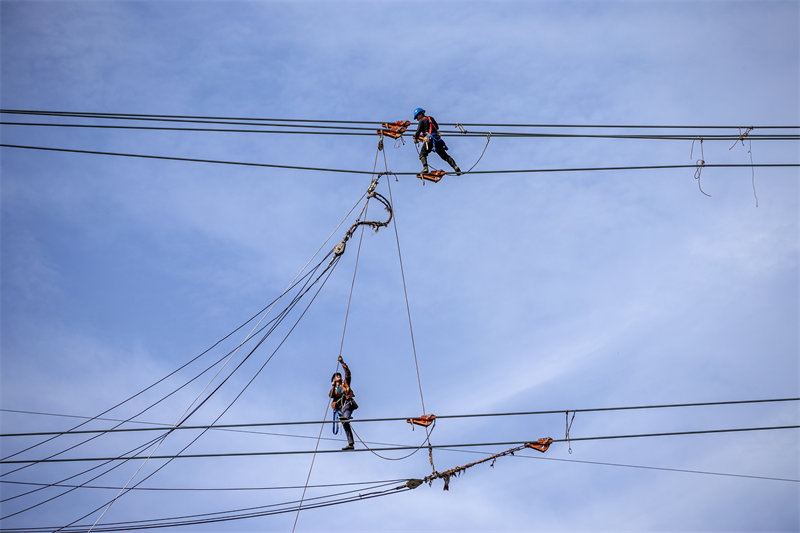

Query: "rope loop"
left=463, top=132, right=492, bottom=175
left=566, top=410, right=576, bottom=454
left=690, top=136, right=712, bottom=197
left=729, top=126, right=754, bottom=150
left=350, top=420, right=436, bottom=461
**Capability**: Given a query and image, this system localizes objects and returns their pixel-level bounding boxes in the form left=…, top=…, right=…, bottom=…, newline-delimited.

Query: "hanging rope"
left=728, top=127, right=759, bottom=207
left=382, top=149, right=436, bottom=474
left=463, top=132, right=491, bottom=174
left=729, top=126, right=754, bottom=150
left=292, top=159, right=386, bottom=533
left=350, top=420, right=435, bottom=461
left=690, top=136, right=711, bottom=197
left=748, top=135, right=759, bottom=207
left=411, top=131, right=491, bottom=180
left=566, top=410, right=576, bottom=454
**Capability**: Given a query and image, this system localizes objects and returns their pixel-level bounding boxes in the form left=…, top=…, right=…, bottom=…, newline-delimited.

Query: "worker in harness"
left=330, top=355, right=358, bottom=450
left=413, top=108, right=462, bottom=176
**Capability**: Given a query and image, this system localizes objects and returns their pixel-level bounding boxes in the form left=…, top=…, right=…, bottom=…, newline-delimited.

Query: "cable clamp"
left=405, top=479, right=423, bottom=490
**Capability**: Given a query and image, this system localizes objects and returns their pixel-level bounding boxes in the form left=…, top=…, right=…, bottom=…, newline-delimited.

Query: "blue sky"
left=1, top=1, right=798, bottom=532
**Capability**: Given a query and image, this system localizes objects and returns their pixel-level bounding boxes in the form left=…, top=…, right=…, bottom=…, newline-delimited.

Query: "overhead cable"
left=2, top=109, right=798, bottom=129
left=2, top=144, right=797, bottom=175
left=2, top=424, right=797, bottom=464
left=4, top=397, right=796, bottom=438
left=2, top=121, right=799, bottom=140
left=3, top=483, right=410, bottom=533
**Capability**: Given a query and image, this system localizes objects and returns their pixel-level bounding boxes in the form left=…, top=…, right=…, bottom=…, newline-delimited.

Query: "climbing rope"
left=292, top=158, right=387, bottom=533
left=382, top=148, right=436, bottom=473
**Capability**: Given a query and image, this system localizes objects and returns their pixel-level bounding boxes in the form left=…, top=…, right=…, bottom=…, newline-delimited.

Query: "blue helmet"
left=413, top=107, right=425, bottom=119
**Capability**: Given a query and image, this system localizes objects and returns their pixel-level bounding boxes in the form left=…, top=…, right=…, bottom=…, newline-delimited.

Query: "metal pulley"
left=333, top=240, right=347, bottom=256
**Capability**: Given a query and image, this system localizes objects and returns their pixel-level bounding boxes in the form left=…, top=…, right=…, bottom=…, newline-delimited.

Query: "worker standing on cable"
left=413, top=108, right=462, bottom=176
left=330, top=355, right=358, bottom=450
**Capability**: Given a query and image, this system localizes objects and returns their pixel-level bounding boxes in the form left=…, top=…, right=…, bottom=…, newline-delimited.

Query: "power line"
left=1, top=186, right=392, bottom=525
left=512, top=454, right=799, bottom=483
left=2, top=144, right=797, bottom=176
left=2, top=109, right=799, bottom=129
left=57, top=256, right=344, bottom=531
left=0, top=242, right=343, bottom=518
left=0, top=184, right=370, bottom=485
left=4, top=397, right=796, bottom=438
left=0, top=263, right=323, bottom=465
left=0, top=257, right=330, bottom=474
left=2, top=425, right=796, bottom=463
left=3, top=484, right=412, bottom=532
left=6, top=426, right=796, bottom=532
left=3, top=121, right=799, bottom=140
left=0, top=478, right=408, bottom=492
left=3, top=411, right=795, bottom=488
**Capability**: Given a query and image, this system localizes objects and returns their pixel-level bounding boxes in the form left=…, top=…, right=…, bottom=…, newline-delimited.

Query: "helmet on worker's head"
left=413, top=107, right=425, bottom=120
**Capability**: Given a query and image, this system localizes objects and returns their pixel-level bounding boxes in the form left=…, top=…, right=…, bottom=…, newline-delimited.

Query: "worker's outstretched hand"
left=337, top=355, right=344, bottom=363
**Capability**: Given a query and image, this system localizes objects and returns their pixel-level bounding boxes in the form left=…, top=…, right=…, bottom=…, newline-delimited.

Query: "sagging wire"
left=350, top=420, right=436, bottom=462
left=463, top=132, right=492, bottom=174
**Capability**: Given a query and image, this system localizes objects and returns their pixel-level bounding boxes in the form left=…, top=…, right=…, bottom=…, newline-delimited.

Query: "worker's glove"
left=337, top=355, right=344, bottom=363
left=414, top=138, right=419, bottom=144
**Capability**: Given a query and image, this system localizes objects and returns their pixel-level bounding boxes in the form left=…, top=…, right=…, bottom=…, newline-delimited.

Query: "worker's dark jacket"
left=414, top=116, right=440, bottom=142
left=414, top=116, right=448, bottom=150
left=329, top=363, right=355, bottom=410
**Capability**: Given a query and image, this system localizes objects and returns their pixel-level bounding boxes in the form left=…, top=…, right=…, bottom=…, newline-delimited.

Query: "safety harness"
left=420, top=116, right=442, bottom=149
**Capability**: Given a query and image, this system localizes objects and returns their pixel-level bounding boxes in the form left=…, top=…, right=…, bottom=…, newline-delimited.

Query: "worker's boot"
left=444, top=155, right=461, bottom=176
left=419, top=153, right=429, bottom=174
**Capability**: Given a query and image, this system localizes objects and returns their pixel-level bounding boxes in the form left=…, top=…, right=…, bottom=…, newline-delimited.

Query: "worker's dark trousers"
left=341, top=402, right=355, bottom=446
left=420, top=138, right=458, bottom=171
